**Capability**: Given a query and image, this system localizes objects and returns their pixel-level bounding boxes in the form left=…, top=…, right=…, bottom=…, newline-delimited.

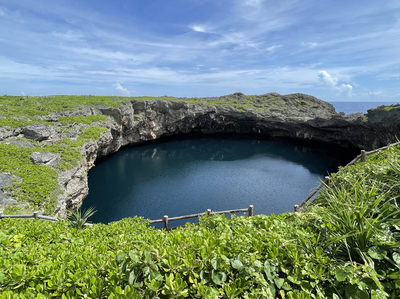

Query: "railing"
left=0, top=211, right=93, bottom=226
left=295, top=141, right=400, bottom=212
left=0, top=205, right=254, bottom=230
left=150, top=205, right=254, bottom=231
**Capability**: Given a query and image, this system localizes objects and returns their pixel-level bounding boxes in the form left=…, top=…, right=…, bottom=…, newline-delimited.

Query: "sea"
left=330, top=101, right=399, bottom=115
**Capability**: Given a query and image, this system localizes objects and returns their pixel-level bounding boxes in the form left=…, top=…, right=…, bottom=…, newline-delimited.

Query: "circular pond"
left=82, top=135, right=357, bottom=224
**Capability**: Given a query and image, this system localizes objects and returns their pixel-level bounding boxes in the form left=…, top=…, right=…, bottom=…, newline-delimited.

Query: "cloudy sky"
left=0, top=0, right=399, bottom=102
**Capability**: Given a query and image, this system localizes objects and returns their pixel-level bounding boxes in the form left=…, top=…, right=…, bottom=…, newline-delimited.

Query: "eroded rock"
left=0, top=173, right=21, bottom=207
left=0, top=128, right=14, bottom=141
left=3, top=137, right=35, bottom=148
left=30, top=152, right=61, bottom=166
left=23, top=123, right=55, bottom=141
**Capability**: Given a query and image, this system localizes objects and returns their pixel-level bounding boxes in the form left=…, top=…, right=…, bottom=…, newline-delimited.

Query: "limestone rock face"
left=30, top=152, right=61, bottom=166
left=0, top=128, right=13, bottom=141
left=2, top=93, right=400, bottom=215
left=3, top=137, right=35, bottom=148
left=22, top=123, right=55, bottom=141
left=114, top=97, right=397, bottom=151
left=0, top=173, right=21, bottom=209
left=56, top=165, right=89, bottom=215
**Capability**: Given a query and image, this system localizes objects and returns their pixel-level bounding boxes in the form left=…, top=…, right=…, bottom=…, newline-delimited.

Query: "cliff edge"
left=0, top=93, right=399, bottom=215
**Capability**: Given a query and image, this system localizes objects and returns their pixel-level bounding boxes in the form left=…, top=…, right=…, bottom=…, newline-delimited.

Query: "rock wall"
left=1, top=94, right=400, bottom=215
left=55, top=99, right=400, bottom=215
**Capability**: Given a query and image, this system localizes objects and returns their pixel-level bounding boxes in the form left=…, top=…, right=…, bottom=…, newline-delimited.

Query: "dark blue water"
left=82, top=135, right=357, bottom=224
left=330, top=102, right=399, bottom=114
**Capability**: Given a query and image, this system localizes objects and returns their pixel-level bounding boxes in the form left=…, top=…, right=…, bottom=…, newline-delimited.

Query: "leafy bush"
left=0, top=211, right=393, bottom=298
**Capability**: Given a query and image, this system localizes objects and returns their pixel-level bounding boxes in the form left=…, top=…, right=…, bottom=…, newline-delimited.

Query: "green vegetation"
left=67, top=206, right=97, bottom=229
left=0, top=143, right=60, bottom=212
left=58, top=115, right=107, bottom=126
left=374, top=105, right=400, bottom=112
left=132, top=93, right=314, bottom=112
left=0, top=95, right=125, bottom=127
left=0, top=95, right=121, bottom=213
left=1, top=126, right=108, bottom=213
left=1, top=145, right=400, bottom=298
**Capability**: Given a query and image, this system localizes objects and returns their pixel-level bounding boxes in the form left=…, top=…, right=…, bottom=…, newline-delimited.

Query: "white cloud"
left=0, top=6, right=25, bottom=23
left=113, top=83, right=131, bottom=96
left=190, top=25, right=208, bottom=33
left=339, top=84, right=352, bottom=97
left=52, top=31, right=83, bottom=41
left=266, top=45, right=282, bottom=53
left=242, top=0, right=265, bottom=7
left=66, top=18, right=77, bottom=24
left=300, top=42, right=318, bottom=48
left=318, top=70, right=353, bottom=97
left=318, top=70, right=338, bottom=87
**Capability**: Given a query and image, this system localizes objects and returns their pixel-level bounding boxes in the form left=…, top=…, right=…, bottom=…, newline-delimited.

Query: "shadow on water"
left=82, top=133, right=359, bottom=225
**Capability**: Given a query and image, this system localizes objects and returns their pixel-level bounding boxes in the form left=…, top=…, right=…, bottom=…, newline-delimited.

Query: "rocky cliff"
left=0, top=93, right=399, bottom=215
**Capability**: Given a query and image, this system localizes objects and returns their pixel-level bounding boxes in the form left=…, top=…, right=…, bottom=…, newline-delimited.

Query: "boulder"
left=3, top=137, right=35, bottom=148
left=23, top=123, right=55, bottom=141
left=0, top=127, right=13, bottom=141
left=30, top=152, right=61, bottom=166
left=0, top=173, right=13, bottom=187
left=0, top=173, right=20, bottom=206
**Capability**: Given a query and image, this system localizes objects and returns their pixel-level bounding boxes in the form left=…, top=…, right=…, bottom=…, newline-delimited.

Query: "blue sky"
left=0, top=0, right=399, bottom=102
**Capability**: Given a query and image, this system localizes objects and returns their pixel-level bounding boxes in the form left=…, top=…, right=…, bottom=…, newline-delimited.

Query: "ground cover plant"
left=1, top=144, right=400, bottom=298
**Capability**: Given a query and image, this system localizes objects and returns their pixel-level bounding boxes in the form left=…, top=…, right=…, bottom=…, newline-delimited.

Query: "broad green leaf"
left=368, top=247, right=387, bottom=260
left=211, top=270, right=226, bottom=285
left=129, top=250, right=139, bottom=262
left=387, top=271, right=400, bottom=279
left=232, top=259, right=244, bottom=270
left=335, top=269, right=349, bottom=282
left=287, top=275, right=301, bottom=285
left=211, top=258, right=219, bottom=270
left=116, top=252, right=126, bottom=265
left=345, top=285, right=369, bottom=299
left=274, top=277, right=285, bottom=289
left=393, top=252, right=400, bottom=266
left=371, top=289, right=387, bottom=299
left=128, top=271, right=135, bottom=285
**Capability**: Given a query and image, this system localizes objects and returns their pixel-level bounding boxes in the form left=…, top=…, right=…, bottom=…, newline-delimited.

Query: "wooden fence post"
left=248, top=205, right=254, bottom=217
left=360, top=150, right=366, bottom=162
left=207, top=209, right=212, bottom=217
left=163, top=215, right=169, bottom=231
left=324, top=176, right=331, bottom=186
left=33, top=211, right=39, bottom=218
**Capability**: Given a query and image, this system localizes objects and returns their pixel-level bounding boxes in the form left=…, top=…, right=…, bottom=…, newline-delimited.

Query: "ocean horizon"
left=330, top=101, right=400, bottom=115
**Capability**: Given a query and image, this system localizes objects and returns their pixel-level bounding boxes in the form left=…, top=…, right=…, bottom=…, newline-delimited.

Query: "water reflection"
left=82, top=135, right=357, bottom=224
